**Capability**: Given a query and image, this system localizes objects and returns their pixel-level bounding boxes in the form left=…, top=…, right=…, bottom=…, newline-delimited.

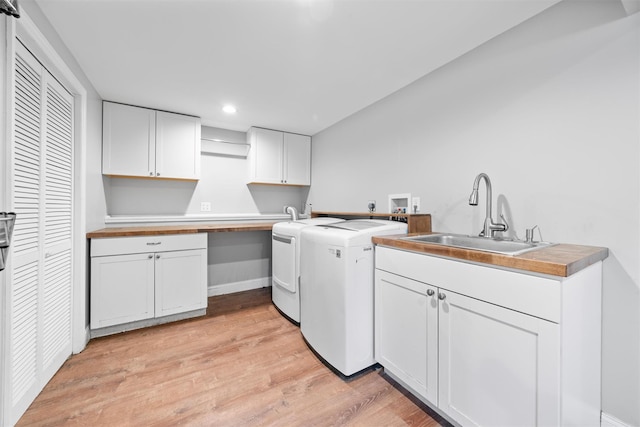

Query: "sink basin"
left=402, top=233, right=553, bottom=256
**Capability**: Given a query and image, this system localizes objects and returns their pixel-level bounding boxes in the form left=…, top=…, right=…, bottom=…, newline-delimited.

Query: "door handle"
left=272, top=234, right=292, bottom=244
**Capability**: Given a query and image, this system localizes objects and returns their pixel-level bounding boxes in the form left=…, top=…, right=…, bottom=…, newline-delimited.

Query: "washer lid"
left=323, top=220, right=388, bottom=231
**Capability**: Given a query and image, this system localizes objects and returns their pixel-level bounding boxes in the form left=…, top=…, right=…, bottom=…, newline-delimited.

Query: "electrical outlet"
left=200, top=202, right=211, bottom=212
left=412, top=197, right=421, bottom=213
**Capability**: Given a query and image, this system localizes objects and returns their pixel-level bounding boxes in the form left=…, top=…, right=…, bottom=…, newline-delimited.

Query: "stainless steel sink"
left=402, top=233, right=553, bottom=256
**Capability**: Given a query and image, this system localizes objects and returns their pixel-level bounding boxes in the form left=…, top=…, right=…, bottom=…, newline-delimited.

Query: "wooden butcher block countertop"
left=86, top=222, right=278, bottom=239
left=372, top=233, right=609, bottom=277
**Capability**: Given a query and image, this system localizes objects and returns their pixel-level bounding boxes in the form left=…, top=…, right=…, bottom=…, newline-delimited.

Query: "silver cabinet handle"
left=427, top=289, right=435, bottom=296
left=438, top=292, right=446, bottom=300
left=148, top=254, right=153, bottom=259
left=146, top=242, right=161, bottom=246
left=156, top=254, right=160, bottom=259
left=149, top=171, right=154, bottom=176
left=156, top=172, right=160, bottom=176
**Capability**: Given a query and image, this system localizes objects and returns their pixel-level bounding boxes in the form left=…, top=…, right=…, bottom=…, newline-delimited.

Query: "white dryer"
left=300, top=219, right=408, bottom=377
left=271, top=217, right=342, bottom=324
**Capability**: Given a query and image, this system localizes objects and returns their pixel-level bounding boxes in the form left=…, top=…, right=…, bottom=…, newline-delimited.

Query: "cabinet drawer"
left=375, top=246, right=561, bottom=322
left=91, top=233, right=207, bottom=257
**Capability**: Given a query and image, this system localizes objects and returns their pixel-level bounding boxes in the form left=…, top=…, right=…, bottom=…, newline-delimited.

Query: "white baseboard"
left=208, top=277, right=271, bottom=297
left=72, top=325, right=91, bottom=354
left=601, top=412, right=633, bottom=427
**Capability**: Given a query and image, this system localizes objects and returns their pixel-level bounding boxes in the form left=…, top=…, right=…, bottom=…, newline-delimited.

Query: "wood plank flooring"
left=18, top=288, right=448, bottom=426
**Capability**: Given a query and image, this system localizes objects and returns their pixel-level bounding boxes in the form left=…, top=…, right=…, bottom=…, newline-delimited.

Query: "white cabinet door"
left=155, top=111, right=201, bottom=180
left=438, top=290, right=559, bottom=427
left=375, top=270, right=438, bottom=403
left=283, top=132, right=311, bottom=185
left=154, top=249, right=207, bottom=317
left=249, top=127, right=283, bottom=184
left=248, top=127, right=311, bottom=186
left=90, top=253, right=155, bottom=329
left=102, top=102, right=156, bottom=177
left=102, top=102, right=200, bottom=180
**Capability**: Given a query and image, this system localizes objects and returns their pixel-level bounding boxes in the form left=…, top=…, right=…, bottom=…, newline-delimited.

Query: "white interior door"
left=4, top=40, right=74, bottom=426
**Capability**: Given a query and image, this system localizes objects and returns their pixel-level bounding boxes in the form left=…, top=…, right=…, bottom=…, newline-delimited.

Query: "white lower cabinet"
left=91, top=233, right=207, bottom=334
left=375, top=246, right=602, bottom=427
left=91, top=252, right=156, bottom=328
left=437, top=289, right=559, bottom=427
left=375, top=272, right=438, bottom=403
left=154, top=248, right=207, bottom=317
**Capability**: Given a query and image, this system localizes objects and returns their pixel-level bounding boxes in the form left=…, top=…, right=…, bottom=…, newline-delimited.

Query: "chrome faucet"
left=469, top=173, right=508, bottom=238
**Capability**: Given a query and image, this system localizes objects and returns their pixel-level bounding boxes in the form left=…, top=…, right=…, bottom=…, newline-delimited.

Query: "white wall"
left=207, top=231, right=272, bottom=295
left=17, top=1, right=106, bottom=232
left=309, top=1, right=639, bottom=424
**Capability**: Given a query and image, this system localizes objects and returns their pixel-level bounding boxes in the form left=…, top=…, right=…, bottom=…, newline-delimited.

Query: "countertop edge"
left=372, top=234, right=609, bottom=278
left=86, top=222, right=278, bottom=238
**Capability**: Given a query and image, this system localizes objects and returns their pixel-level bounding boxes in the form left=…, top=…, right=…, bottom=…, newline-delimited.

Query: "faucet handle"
left=499, top=214, right=509, bottom=232
left=525, top=225, right=539, bottom=243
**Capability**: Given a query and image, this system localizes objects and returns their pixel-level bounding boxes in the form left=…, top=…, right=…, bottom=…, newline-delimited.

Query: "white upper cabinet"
left=155, top=111, right=201, bottom=180
left=102, top=102, right=155, bottom=177
left=102, top=101, right=201, bottom=180
left=247, top=127, right=311, bottom=186
left=248, top=127, right=283, bottom=184
left=283, top=132, right=311, bottom=186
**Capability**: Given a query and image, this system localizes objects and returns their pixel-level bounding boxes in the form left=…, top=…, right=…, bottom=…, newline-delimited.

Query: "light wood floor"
left=18, top=288, right=447, bottom=426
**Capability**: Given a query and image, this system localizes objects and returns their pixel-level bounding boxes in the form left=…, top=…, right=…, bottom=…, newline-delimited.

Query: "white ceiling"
left=35, top=0, right=560, bottom=136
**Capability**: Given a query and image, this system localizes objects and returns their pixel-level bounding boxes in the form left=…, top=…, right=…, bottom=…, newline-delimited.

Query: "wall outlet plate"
left=412, top=197, right=421, bottom=213
left=200, top=202, right=211, bottom=212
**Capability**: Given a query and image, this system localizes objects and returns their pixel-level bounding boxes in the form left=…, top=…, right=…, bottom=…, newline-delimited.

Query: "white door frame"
left=1, top=9, right=88, bottom=426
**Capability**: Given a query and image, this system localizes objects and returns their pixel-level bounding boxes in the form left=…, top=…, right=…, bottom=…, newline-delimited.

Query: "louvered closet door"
left=6, top=41, right=74, bottom=425
left=41, top=62, right=73, bottom=380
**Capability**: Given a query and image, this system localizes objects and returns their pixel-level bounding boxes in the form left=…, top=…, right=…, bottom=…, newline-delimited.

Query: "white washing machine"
left=271, top=217, right=342, bottom=324
left=299, top=219, right=408, bottom=377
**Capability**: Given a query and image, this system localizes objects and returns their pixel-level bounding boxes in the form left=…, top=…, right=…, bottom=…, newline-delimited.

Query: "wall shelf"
left=201, top=137, right=250, bottom=158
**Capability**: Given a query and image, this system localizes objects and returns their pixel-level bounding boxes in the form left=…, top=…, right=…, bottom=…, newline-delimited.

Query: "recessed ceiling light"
left=222, top=105, right=237, bottom=114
